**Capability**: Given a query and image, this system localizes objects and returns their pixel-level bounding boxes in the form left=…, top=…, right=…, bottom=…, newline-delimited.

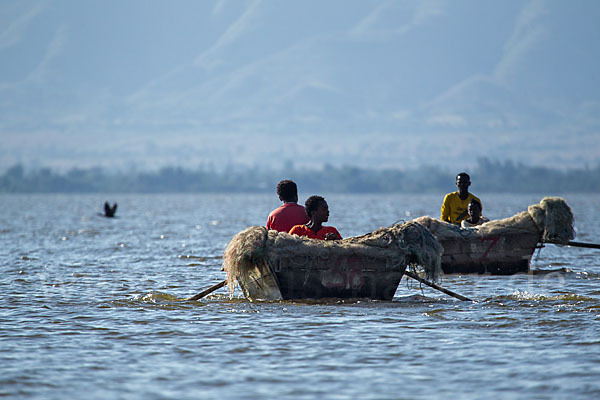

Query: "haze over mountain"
left=1, top=0, right=599, bottom=172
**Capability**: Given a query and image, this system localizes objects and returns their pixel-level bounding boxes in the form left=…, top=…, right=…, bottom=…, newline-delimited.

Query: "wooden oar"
left=187, top=274, right=473, bottom=302
left=404, top=270, right=473, bottom=302
left=185, top=280, right=227, bottom=301
left=566, top=241, right=600, bottom=250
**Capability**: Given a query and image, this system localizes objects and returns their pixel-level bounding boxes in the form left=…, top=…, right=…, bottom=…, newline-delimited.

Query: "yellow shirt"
left=440, top=192, right=481, bottom=224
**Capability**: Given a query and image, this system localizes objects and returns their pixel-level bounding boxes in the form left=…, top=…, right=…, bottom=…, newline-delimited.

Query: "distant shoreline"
left=1, top=158, right=599, bottom=194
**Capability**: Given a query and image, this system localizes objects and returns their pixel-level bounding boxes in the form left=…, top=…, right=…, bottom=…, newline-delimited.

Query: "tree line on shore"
left=1, top=158, right=599, bottom=193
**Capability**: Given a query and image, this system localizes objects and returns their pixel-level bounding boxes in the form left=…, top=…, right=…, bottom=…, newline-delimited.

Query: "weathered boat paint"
left=236, top=254, right=406, bottom=301
left=438, top=231, right=541, bottom=274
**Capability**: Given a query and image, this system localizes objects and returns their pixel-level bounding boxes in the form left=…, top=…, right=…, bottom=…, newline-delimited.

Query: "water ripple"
left=2, top=193, right=600, bottom=399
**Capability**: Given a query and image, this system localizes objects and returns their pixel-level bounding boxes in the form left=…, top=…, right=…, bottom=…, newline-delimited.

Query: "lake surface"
left=1, top=193, right=599, bottom=399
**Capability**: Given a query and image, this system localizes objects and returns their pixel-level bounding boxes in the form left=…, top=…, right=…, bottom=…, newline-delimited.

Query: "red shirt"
left=266, top=203, right=309, bottom=233
left=288, top=225, right=342, bottom=240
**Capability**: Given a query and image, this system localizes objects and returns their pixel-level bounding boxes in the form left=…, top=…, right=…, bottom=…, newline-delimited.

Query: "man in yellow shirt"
left=441, top=172, right=482, bottom=225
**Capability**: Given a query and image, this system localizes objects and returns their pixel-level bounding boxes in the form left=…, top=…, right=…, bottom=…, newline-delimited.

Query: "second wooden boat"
left=413, top=197, right=575, bottom=275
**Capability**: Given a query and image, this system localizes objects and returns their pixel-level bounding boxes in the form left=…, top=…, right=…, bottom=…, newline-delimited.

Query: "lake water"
left=1, top=193, right=599, bottom=399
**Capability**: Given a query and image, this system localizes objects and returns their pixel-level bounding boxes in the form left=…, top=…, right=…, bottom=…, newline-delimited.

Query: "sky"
left=1, top=0, right=599, bottom=172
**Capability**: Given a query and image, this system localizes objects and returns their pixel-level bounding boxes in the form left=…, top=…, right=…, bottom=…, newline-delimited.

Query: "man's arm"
left=324, top=227, right=342, bottom=240
left=441, top=194, right=451, bottom=222
left=472, top=194, right=482, bottom=212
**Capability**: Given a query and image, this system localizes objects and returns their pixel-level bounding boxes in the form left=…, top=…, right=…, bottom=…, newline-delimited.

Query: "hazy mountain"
left=1, top=0, right=599, bottom=171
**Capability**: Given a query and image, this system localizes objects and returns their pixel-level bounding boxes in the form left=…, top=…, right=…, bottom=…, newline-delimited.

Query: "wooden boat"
left=223, top=221, right=443, bottom=301
left=413, top=217, right=540, bottom=274
left=413, top=197, right=575, bottom=275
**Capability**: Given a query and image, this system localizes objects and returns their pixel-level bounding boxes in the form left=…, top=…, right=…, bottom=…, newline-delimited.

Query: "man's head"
left=305, top=195, right=328, bottom=222
left=468, top=198, right=482, bottom=220
left=456, top=172, right=471, bottom=194
left=276, top=180, right=298, bottom=202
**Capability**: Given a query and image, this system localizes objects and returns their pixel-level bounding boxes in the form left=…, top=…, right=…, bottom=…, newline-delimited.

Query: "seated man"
left=289, top=195, right=341, bottom=241
left=441, top=172, right=482, bottom=225
left=266, top=180, right=309, bottom=232
left=461, top=198, right=489, bottom=228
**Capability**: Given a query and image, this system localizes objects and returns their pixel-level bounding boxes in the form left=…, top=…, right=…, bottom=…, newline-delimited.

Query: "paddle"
left=566, top=241, right=600, bottom=250
left=185, top=273, right=474, bottom=302
left=185, top=280, right=227, bottom=301
left=404, top=270, right=473, bottom=302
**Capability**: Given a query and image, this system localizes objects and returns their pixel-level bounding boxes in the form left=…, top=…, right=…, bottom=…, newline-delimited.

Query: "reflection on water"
left=1, top=193, right=599, bottom=399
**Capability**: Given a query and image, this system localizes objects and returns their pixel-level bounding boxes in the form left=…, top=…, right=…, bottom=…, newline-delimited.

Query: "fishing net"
left=526, top=197, right=575, bottom=244
left=413, top=197, right=574, bottom=244
left=223, top=221, right=444, bottom=295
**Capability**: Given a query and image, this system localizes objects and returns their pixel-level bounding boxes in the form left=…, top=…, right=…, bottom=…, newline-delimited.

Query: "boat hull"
left=413, top=215, right=544, bottom=275
left=237, top=255, right=406, bottom=301
left=439, top=232, right=540, bottom=274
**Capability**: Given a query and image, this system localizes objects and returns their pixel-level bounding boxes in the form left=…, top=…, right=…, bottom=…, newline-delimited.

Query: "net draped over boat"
left=223, top=221, right=444, bottom=295
left=413, top=197, right=575, bottom=244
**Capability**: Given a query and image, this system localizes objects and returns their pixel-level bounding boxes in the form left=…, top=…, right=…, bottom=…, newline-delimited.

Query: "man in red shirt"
left=266, top=180, right=309, bottom=232
left=289, top=195, right=342, bottom=240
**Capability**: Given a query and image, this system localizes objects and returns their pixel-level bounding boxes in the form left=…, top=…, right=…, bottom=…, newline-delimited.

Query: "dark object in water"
left=104, top=202, right=117, bottom=217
